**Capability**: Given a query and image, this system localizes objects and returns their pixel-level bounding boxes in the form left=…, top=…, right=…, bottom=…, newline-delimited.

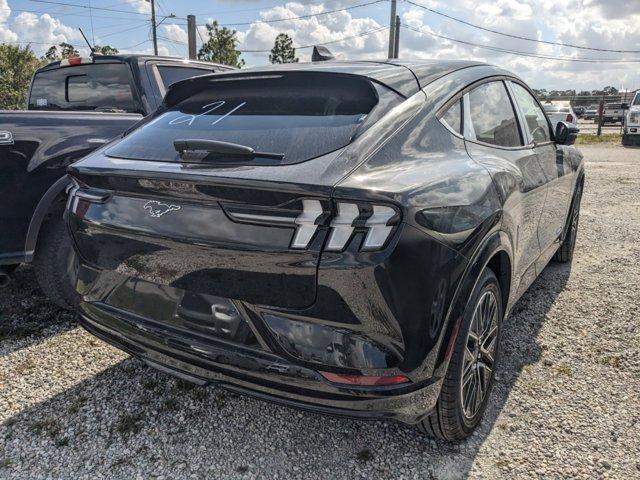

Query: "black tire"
left=622, top=134, right=635, bottom=147
left=33, top=202, right=80, bottom=310
left=417, top=268, right=502, bottom=441
left=553, top=181, right=583, bottom=263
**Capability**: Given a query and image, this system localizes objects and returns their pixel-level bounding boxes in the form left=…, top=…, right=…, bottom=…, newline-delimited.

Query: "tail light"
left=325, top=202, right=399, bottom=252
left=290, top=200, right=400, bottom=251
left=319, top=371, right=410, bottom=386
left=566, top=114, right=574, bottom=123
left=225, top=199, right=400, bottom=252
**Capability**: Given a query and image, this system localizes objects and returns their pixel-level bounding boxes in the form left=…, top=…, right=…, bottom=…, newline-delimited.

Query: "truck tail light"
left=566, top=114, right=574, bottom=123
left=60, top=57, right=94, bottom=67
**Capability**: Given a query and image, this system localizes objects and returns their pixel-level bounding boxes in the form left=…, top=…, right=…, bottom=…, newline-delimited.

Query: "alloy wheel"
left=460, top=290, right=499, bottom=420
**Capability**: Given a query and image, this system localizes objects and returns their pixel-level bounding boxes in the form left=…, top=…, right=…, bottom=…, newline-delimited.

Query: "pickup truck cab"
left=0, top=54, right=231, bottom=305
left=603, top=103, right=625, bottom=124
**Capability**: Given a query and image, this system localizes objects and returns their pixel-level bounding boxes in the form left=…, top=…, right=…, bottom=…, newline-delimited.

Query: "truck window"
left=156, top=66, right=216, bottom=89
left=29, top=62, right=140, bottom=113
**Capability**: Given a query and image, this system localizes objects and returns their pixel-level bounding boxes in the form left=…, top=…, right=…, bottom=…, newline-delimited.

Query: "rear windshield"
left=28, top=62, right=140, bottom=113
left=106, top=72, right=383, bottom=165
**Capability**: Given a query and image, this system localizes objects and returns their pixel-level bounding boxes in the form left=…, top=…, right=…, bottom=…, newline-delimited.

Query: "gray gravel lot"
left=1, top=144, right=640, bottom=479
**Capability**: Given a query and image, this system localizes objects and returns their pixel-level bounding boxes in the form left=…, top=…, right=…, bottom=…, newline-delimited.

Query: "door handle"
left=0, top=131, right=14, bottom=145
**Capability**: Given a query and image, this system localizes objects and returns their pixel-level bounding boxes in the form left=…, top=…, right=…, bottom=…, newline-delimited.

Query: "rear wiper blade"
left=173, top=139, right=285, bottom=161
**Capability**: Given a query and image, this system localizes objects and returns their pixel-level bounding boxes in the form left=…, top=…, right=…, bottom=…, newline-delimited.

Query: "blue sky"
left=2, top=0, right=640, bottom=91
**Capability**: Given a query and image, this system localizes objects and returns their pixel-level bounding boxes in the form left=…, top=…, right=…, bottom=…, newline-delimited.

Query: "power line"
left=202, top=0, right=386, bottom=27
left=27, top=0, right=185, bottom=19
left=240, top=26, right=389, bottom=52
left=402, top=25, right=640, bottom=63
left=159, top=26, right=389, bottom=53
left=405, top=0, right=640, bottom=54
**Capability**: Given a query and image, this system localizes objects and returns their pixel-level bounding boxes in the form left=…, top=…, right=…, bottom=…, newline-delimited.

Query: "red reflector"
left=319, top=371, right=410, bottom=386
left=566, top=114, right=573, bottom=123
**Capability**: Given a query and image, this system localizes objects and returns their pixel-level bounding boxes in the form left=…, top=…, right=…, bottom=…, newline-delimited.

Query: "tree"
left=93, top=45, right=119, bottom=55
left=42, top=42, right=80, bottom=62
left=0, top=44, right=44, bottom=109
left=269, top=33, right=298, bottom=64
left=197, top=21, right=244, bottom=68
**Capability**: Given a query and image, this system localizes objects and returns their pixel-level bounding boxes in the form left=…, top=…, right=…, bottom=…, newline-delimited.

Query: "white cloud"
left=122, top=0, right=150, bottom=14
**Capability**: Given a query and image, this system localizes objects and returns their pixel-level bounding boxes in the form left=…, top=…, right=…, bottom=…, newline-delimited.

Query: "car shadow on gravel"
left=0, top=263, right=571, bottom=478
left=0, top=266, right=77, bottom=357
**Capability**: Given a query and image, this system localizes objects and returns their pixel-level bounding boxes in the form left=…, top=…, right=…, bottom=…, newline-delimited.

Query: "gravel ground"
left=1, top=144, right=640, bottom=479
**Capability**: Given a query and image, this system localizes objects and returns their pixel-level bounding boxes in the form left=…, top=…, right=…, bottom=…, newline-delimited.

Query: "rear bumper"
left=78, top=301, right=441, bottom=424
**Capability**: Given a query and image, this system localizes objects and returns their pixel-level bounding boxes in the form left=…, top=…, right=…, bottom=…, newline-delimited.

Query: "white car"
left=542, top=102, right=578, bottom=130
left=623, top=92, right=640, bottom=146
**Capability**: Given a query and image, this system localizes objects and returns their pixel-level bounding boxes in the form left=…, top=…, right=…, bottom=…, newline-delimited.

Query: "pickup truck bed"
left=0, top=110, right=142, bottom=261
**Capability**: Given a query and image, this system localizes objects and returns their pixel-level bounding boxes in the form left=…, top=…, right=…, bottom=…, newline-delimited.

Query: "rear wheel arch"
left=24, top=174, right=73, bottom=259
left=435, top=231, right=513, bottom=370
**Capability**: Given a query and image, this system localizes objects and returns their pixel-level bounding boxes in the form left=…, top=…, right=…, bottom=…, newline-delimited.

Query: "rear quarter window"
left=28, top=62, right=140, bottom=113
left=106, top=72, right=399, bottom=165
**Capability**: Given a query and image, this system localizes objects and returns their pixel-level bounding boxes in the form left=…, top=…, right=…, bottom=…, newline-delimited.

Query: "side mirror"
left=555, top=121, right=579, bottom=145
left=621, top=102, right=629, bottom=110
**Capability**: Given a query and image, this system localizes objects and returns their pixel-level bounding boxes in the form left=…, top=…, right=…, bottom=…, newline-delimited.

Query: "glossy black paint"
left=66, top=61, right=584, bottom=423
left=0, top=54, right=231, bottom=265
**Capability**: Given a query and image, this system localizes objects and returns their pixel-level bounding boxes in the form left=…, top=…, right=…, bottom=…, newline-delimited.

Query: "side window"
left=468, top=81, right=521, bottom=147
left=510, top=82, right=551, bottom=144
left=157, top=66, right=216, bottom=89
left=441, top=99, right=462, bottom=134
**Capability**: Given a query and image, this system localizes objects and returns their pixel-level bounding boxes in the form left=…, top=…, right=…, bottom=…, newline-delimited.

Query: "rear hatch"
left=68, top=70, right=406, bottom=309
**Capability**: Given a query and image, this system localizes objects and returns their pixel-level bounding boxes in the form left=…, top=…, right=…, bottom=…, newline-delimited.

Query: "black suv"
left=65, top=60, right=583, bottom=440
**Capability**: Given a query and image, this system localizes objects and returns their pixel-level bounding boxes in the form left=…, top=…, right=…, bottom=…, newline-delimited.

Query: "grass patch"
left=55, top=437, right=69, bottom=447
left=29, top=419, right=60, bottom=439
left=356, top=448, right=373, bottom=462
left=14, top=358, right=36, bottom=375
left=115, top=413, right=144, bottom=436
left=161, top=397, right=179, bottom=413
left=0, top=458, right=12, bottom=469
left=68, top=395, right=88, bottom=414
left=575, top=133, right=622, bottom=145
left=554, top=364, right=574, bottom=376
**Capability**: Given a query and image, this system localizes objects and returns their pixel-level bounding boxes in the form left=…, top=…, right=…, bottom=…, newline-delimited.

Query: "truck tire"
left=417, top=268, right=502, bottom=441
left=33, top=202, right=80, bottom=310
left=622, top=134, right=634, bottom=146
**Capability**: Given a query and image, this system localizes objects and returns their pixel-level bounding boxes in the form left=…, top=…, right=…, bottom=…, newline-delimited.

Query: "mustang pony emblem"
left=143, top=200, right=181, bottom=218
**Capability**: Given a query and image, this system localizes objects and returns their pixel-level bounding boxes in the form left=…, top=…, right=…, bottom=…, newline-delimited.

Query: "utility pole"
left=149, top=0, right=158, bottom=55
left=187, top=15, right=197, bottom=59
left=388, top=0, right=396, bottom=59
left=393, top=15, right=400, bottom=59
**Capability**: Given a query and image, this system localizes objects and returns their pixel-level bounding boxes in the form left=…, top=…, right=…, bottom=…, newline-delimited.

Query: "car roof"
left=163, top=59, right=490, bottom=106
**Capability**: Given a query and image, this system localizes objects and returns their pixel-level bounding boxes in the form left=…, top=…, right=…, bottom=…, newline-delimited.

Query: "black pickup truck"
left=0, top=54, right=231, bottom=306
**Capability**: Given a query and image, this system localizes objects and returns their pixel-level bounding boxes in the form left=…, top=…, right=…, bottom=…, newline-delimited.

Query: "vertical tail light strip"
left=325, top=202, right=360, bottom=251
left=362, top=205, right=396, bottom=250
left=290, top=200, right=324, bottom=249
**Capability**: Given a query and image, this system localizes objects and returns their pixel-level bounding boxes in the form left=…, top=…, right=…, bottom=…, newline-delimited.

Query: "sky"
left=1, top=0, right=639, bottom=91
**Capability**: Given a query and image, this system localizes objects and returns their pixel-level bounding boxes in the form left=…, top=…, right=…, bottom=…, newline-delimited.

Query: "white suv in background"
left=623, top=92, right=640, bottom=146
left=543, top=101, right=578, bottom=130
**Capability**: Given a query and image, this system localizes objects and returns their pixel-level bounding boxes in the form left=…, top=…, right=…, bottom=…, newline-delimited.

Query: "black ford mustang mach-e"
left=65, top=60, right=583, bottom=441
